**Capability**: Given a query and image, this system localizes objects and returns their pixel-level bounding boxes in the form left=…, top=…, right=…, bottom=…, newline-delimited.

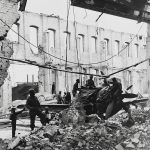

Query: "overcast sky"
left=26, top=0, right=147, bottom=36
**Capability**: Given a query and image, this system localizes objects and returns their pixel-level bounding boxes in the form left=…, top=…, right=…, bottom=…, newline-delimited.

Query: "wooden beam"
left=71, top=0, right=150, bottom=23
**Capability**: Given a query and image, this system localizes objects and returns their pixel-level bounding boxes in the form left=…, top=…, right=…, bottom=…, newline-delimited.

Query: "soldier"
left=72, top=79, right=80, bottom=97
left=86, top=75, right=96, bottom=89
left=56, top=91, right=63, bottom=104
left=65, top=92, right=71, bottom=104
left=62, top=92, right=67, bottom=103
left=52, top=82, right=56, bottom=94
left=26, top=89, right=45, bottom=130
left=9, top=107, right=25, bottom=137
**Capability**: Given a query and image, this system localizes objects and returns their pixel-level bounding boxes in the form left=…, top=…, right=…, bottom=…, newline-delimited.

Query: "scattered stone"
left=115, top=144, right=124, bottom=150
left=126, top=143, right=135, bottom=149
left=131, top=138, right=139, bottom=144
left=3, top=107, right=150, bottom=150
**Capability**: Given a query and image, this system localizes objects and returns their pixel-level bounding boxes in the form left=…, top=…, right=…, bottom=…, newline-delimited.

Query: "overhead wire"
left=1, top=29, right=148, bottom=80
left=106, top=58, right=149, bottom=78
left=0, top=18, right=78, bottom=65
left=0, top=13, right=144, bottom=66
left=1, top=44, right=107, bottom=78
left=2, top=42, right=149, bottom=79
left=81, top=22, right=144, bottom=65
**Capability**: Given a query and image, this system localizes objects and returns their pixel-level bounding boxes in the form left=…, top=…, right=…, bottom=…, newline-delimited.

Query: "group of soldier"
left=72, top=75, right=96, bottom=97
left=72, top=75, right=122, bottom=97
left=10, top=89, right=50, bottom=138
left=9, top=75, right=122, bottom=138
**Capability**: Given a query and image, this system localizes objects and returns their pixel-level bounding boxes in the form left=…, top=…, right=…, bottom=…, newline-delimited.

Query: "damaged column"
left=0, top=0, right=22, bottom=108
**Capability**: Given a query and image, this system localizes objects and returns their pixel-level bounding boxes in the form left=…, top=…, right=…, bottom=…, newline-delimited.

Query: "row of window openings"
left=104, top=39, right=146, bottom=58
left=7, top=25, right=98, bottom=54
left=7, top=25, right=146, bottom=57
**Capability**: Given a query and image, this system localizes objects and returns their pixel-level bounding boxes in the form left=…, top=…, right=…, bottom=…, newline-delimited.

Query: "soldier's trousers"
left=29, top=109, right=45, bottom=130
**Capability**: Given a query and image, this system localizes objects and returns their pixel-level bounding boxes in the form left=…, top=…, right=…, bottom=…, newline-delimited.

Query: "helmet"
left=29, top=88, right=35, bottom=94
left=90, top=75, right=93, bottom=78
left=76, top=79, right=80, bottom=83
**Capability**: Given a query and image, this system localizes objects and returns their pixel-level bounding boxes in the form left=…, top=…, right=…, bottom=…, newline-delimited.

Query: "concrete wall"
left=9, top=11, right=148, bottom=95
left=0, top=0, right=19, bottom=108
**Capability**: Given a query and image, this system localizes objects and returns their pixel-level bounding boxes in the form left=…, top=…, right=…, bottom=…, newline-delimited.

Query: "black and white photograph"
left=0, top=0, right=150, bottom=149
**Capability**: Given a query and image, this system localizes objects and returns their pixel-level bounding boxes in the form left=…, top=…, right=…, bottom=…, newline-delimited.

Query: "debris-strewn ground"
left=1, top=107, right=150, bottom=150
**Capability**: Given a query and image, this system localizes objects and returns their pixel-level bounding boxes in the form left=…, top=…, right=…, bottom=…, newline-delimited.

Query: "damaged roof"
left=71, top=0, right=150, bottom=23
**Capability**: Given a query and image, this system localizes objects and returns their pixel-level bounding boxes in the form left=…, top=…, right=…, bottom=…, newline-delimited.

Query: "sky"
left=26, top=0, right=147, bottom=36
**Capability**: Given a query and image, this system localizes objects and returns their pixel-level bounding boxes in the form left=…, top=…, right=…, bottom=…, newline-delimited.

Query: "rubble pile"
left=0, top=102, right=148, bottom=150
left=1, top=107, right=149, bottom=150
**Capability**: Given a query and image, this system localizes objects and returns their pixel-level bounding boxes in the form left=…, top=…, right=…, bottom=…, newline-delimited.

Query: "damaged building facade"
left=7, top=11, right=148, bottom=99
left=0, top=0, right=20, bottom=108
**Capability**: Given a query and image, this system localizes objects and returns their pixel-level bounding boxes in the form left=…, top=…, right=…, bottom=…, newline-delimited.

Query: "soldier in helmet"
left=26, top=89, right=45, bottom=130
left=86, top=75, right=96, bottom=89
left=72, top=79, right=80, bottom=97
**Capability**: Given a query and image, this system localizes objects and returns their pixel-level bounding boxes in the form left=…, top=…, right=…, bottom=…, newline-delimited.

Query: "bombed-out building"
left=6, top=11, right=148, bottom=96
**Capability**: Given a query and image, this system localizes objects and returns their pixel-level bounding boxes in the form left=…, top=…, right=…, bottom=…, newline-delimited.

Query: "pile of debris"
left=1, top=106, right=150, bottom=150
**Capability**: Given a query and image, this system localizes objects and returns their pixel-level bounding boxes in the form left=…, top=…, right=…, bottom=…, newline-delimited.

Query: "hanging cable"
left=0, top=18, right=78, bottom=65
left=0, top=41, right=147, bottom=81
left=4, top=41, right=148, bottom=79
left=106, top=58, right=149, bottom=78
left=0, top=13, right=144, bottom=66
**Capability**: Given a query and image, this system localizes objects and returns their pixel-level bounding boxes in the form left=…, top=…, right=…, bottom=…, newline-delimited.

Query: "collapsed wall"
left=0, top=0, right=20, bottom=86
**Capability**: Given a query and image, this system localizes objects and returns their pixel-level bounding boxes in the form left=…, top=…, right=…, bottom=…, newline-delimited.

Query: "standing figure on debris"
left=102, top=78, right=109, bottom=88
left=62, top=92, right=67, bottom=103
left=26, top=89, right=45, bottom=131
left=9, top=107, right=25, bottom=138
left=56, top=91, right=63, bottom=104
left=86, top=75, right=96, bottom=89
left=52, top=82, right=56, bottom=94
left=65, top=92, right=71, bottom=104
left=72, top=79, right=80, bottom=97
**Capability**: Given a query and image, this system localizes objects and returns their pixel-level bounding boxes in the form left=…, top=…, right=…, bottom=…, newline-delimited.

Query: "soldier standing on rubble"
left=26, top=89, right=45, bottom=130
left=86, top=75, right=96, bottom=89
left=56, top=91, right=63, bottom=104
left=72, top=79, right=80, bottom=97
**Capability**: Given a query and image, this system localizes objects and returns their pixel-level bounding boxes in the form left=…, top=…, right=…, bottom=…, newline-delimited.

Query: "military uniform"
left=86, top=79, right=96, bottom=89
left=26, top=90, right=45, bottom=130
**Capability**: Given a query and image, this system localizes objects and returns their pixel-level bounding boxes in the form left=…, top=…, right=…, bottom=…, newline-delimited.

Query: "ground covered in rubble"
left=1, top=108, right=150, bottom=150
